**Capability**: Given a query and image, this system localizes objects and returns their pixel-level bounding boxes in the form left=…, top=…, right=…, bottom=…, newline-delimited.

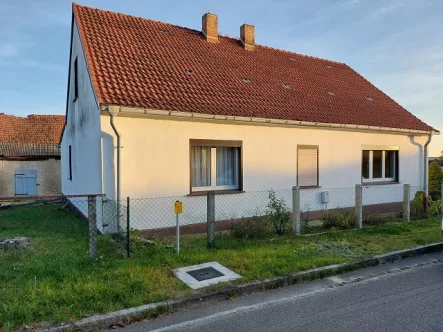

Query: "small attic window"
left=328, top=92, right=335, bottom=96
left=366, top=96, right=374, bottom=101
left=242, top=78, right=251, bottom=84
left=185, top=70, right=194, bottom=75
left=289, top=58, right=297, bottom=61
left=282, top=83, right=291, bottom=89
left=160, top=29, right=171, bottom=34
left=326, top=65, right=333, bottom=69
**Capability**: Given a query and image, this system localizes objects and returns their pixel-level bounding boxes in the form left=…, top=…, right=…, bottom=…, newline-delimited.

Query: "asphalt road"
left=113, top=252, right=443, bottom=332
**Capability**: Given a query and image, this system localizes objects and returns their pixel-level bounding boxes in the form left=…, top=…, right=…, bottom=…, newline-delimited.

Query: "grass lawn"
left=0, top=203, right=442, bottom=330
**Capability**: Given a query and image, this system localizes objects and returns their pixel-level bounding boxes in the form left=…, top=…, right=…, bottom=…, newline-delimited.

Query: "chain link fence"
left=0, top=194, right=127, bottom=258
left=126, top=183, right=443, bottom=254
left=1, top=184, right=442, bottom=258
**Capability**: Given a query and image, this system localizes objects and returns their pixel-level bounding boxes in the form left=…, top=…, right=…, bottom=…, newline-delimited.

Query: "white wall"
left=60, top=20, right=111, bottom=232
left=101, top=115, right=428, bottom=229
left=61, top=20, right=102, bottom=196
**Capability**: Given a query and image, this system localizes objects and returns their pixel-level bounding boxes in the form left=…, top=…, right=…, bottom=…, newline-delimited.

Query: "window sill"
left=362, top=181, right=401, bottom=186
left=188, top=190, right=245, bottom=196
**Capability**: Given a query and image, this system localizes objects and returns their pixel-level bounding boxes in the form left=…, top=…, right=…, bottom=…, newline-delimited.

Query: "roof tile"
left=0, top=113, right=64, bottom=145
left=73, top=3, right=434, bottom=132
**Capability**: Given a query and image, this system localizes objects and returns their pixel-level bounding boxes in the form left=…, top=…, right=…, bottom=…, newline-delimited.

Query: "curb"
left=41, top=242, right=443, bottom=331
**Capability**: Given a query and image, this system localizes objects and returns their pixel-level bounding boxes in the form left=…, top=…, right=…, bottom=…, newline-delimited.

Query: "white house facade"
left=61, top=4, right=439, bottom=233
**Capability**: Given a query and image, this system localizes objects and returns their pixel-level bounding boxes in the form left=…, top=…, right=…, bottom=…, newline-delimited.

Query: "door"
left=15, top=170, right=37, bottom=196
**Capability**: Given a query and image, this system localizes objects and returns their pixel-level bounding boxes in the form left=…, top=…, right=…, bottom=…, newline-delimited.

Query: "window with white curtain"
left=190, top=140, right=241, bottom=192
left=362, top=146, right=399, bottom=183
left=297, top=146, right=319, bottom=187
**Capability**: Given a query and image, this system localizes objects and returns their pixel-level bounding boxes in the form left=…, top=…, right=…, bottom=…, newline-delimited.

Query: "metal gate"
left=15, top=170, right=37, bottom=195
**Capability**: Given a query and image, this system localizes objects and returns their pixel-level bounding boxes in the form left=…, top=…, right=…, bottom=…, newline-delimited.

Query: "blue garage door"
left=15, top=170, right=37, bottom=196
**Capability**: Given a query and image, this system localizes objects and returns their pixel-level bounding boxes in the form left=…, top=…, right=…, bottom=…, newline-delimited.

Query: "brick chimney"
left=240, top=24, right=255, bottom=51
left=202, top=13, right=218, bottom=43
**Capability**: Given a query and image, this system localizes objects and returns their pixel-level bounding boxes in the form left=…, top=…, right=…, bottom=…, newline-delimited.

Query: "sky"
left=0, top=0, right=442, bottom=155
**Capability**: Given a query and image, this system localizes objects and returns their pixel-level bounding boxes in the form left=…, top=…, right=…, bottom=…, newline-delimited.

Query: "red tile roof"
left=73, top=3, right=435, bottom=132
left=0, top=113, right=64, bottom=145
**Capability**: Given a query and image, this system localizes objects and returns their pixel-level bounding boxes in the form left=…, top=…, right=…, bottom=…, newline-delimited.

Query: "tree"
left=428, top=161, right=443, bottom=201
left=439, top=150, right=443, bottom=161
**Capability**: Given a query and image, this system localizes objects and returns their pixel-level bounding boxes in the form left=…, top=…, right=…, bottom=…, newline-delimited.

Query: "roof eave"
left=100, top=105, right=437, bottom=136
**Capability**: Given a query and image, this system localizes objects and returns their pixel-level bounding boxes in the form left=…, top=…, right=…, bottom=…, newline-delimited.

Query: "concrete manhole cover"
left=173, top=262, right=241, bottom=289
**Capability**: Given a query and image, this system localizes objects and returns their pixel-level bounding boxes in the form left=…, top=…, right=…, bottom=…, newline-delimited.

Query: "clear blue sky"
left=0, top=0, right=442, bottom=155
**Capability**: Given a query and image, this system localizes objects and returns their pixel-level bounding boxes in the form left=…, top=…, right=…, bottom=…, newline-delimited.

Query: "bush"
left=321, top=210, right=355, bottom=230
left=266, top=189, right=291, bottom=235
left=364, top=214, right=398, bottom=226
left=230, top=216, right=270, bottom=239
left=411, top=191, right=428, bottom=219
left=429, top=161, right=443, bottom=201
left=428, top=199, right=442, bottom=216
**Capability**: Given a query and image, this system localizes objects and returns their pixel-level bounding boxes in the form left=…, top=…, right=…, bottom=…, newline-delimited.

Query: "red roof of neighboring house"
left=0, top=114, right=64, bottom=144
left=73, top=3, right=435, bottom=132
left=0, top=114, right=64, bottom=157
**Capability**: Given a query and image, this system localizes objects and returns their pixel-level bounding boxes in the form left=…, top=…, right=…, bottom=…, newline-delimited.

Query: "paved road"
left=113, top=252, right=443, bottom=332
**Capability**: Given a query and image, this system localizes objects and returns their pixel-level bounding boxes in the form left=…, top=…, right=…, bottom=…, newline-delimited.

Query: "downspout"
left=423, top=132, right=433, bottom=195
left=107, top=106, right=121, bottom=232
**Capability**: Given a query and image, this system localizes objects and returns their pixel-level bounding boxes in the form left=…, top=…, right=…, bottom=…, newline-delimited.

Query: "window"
left=362, top=146, right=398, bottom=183
left=68, top=145, right=72, bottom=180
left=297, top=145, right=319, bottom=187
left=190, top=140, right=242, bottom=192
left=73, top=57, right=78, bottom=101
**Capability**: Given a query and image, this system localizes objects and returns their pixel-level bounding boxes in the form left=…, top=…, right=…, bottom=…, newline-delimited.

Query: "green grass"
left=0, top=203, right=442, bottom=330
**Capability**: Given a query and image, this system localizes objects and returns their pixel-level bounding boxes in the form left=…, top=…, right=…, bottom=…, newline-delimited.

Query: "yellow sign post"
left=174, top=201, right=183, bottom=214
left=175, top=200, right=183, bottom=254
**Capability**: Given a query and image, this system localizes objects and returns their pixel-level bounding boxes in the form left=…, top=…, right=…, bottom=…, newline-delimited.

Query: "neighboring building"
left=61, top=4, right=439, bottom=232
left=0, top=113, right=64, bottom=197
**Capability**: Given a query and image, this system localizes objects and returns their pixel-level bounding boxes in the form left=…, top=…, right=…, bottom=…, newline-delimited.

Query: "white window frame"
left=362, top=147, right=398, bottom=183
left=192, top=147, right=240, bottom=192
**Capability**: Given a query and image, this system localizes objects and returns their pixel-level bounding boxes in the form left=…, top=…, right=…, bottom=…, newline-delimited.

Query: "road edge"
left=41, top=242, right=443, bottom=331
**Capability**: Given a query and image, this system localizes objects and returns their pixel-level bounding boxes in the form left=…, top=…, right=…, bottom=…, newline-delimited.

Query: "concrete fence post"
left=207, top=191, right=215, bottom=248
left=292, top=186, right=301, bottom=236
left=88, top=195, right=97, bottom=259
left=441, top=183, right=443, bottom=235
left=403, top=184, right=411, bottom=222
left=355, top=184, right=363, bottom=228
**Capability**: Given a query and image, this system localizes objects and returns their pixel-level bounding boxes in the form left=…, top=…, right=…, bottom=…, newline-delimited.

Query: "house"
left=61, top=4, right=439, bottom=232
left=0, top=113, right=64, bottom=197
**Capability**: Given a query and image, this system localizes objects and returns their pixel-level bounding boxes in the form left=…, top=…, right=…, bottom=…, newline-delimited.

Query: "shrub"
left=428, top=199, right=442, bottom=216
left=321, top=210, right=355, bottom=230
left=429, top=161, right=443, bottom=201
left=364, top=213, right=398, bottom=226
left=411, top=191, right=428, bottom=219
left=230, top=216, right=271, bottom=240
left=230, top=216, right=271, bottom=239
left=266, top=189, right=291, bottom=235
